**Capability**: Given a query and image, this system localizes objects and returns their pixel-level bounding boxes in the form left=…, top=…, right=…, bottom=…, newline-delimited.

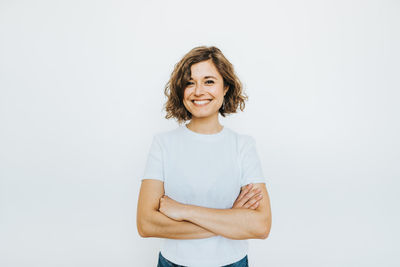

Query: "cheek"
left=212, top=89, right=225, bottom=99
left=183, top=88, right=191, bottom=99
left=212, top=85, right=225, bottom=95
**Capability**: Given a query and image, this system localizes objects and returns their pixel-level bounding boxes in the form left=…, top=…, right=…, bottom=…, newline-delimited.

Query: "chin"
left=191, top=111, right=218, bottom=118
left=191, top=112, right=208, bottom=117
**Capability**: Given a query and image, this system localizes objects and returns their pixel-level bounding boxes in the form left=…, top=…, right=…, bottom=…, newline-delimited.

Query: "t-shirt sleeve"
left=142, top=135, right=164, bottom=182
left=240, top=135, right=266, bottom=187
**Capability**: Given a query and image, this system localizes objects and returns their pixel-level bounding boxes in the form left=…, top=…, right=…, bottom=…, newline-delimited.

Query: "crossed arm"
left=136, top=179, right=272, bottom=240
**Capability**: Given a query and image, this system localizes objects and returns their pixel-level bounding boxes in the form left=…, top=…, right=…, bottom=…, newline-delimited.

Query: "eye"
left=186, top=81, right=194, bottom=86
left=205, top=80, right=214, bottom=84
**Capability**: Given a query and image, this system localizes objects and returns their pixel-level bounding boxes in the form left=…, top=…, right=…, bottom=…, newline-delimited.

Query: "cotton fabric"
left=142, top=124, right=266, bottom=267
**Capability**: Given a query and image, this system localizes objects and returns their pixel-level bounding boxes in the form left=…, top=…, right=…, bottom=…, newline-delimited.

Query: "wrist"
left=182, top=203, right=194, bottom=221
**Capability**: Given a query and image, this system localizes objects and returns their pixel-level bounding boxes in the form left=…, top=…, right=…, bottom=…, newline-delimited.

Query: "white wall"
left=0, top=0, right=399, bottom=266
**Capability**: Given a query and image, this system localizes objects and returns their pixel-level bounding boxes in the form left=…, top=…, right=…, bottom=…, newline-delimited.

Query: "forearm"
left=184, top=205, right=267, bottom=240
left=141, top=210, right=217, bottom=239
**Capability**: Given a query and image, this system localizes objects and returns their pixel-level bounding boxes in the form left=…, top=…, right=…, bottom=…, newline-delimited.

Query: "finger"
left=249, top=201, right=260, bottom=210
left=248, top=199, right=260, bottom=209
left=239, top=184, right=253, bottom=198
left=236, top=184, right=253, bottom=202
left=236, top=189, right=250, bottom=202
left=242, top=188, right=261, bottom=203
left=244, top=198, right=260, bottom=209
left=236, top=187, right=260, bottom=207
left=243, top=193, right=263, bottom=208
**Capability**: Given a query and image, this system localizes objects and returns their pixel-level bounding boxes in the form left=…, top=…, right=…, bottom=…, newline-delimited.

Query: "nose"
left=194, top=83, right=205, bottom=96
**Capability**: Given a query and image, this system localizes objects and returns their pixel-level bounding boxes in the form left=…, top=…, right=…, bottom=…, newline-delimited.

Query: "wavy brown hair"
left=163, top=46, right=248, bottom=124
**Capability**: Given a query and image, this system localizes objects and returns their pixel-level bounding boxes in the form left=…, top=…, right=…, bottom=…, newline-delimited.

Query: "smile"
left=192, top=100, right=212, bottom=107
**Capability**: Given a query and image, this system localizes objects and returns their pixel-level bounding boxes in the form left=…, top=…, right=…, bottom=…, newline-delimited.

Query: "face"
left=183, top=59, right=229, bottom=120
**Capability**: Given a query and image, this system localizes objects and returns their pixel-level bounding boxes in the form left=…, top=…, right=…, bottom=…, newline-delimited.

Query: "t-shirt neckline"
left=182, top=124, right=227, bottom=139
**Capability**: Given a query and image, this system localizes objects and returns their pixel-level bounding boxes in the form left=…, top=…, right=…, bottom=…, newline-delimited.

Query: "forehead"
left=190, top=59, right=221, bottom=79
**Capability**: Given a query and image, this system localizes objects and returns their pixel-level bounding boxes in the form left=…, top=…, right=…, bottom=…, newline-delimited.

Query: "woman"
left=137, top=46, right=272, bottom=267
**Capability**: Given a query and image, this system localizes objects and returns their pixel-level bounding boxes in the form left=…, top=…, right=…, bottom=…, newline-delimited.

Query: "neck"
left=186, top=115, right=223, bottom=134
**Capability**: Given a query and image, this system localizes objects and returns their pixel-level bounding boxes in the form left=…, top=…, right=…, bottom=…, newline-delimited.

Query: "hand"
left=232, top=183, right=263, bottom=210
left=159, top=195, right=187, bottom=221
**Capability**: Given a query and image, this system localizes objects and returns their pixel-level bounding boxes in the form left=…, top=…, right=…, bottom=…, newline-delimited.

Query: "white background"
left=1, top=0, right=399, bottom=266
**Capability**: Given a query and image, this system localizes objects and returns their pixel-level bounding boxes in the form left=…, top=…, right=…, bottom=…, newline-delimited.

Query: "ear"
left=223, top=86, right=229, bottom=96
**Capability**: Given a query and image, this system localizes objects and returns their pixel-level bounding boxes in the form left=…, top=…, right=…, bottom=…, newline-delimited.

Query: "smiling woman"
left=182, top=59, right=228, bottom=123
left=163, top=46, right=248, bottom=127
left=137, top=46, right=272, bottom=267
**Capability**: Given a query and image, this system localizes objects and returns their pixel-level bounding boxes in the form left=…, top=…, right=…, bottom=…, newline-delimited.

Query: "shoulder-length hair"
left=163, top=46, right=248, bottom=124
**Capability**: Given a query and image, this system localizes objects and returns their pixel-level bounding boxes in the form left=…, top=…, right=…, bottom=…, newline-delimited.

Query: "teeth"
left=194, top=100, right=211, bottom=105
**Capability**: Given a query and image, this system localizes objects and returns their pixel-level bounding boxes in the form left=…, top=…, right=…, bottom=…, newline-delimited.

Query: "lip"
left=192, top=99, right=212, bottom=107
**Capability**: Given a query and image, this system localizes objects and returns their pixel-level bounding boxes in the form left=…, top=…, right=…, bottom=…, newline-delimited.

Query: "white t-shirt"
left=142, top=124, right=266, bottom=267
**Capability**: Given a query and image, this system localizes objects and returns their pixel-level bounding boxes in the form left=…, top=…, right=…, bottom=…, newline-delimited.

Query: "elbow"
left=257, top=216, right=271, bottom=240
left=137, top=217, right=151, bottom=238
left=259, top=228, right=270, bottom=239
left=137, top=208, right=160, bottom=238
left=137, top=224, right=148, bottom=238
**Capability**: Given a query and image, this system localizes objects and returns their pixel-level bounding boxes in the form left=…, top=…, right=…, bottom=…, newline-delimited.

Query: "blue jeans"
left=157, top=251, right=249, bottom=267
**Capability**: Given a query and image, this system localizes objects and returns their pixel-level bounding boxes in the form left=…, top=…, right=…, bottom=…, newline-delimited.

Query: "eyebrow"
left=189, top=76, right=218, bottom=80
